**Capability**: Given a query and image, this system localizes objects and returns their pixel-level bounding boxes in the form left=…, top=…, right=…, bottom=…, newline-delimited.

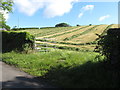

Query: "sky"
left=4, top=0, right=119, bottom=28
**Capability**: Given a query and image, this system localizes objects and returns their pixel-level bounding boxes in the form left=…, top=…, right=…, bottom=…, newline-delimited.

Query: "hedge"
left=96, top=28, right=120, bottom=69
left=2, top=31, right=35, bottom=53
left=12, top=27, right=39, bottom=31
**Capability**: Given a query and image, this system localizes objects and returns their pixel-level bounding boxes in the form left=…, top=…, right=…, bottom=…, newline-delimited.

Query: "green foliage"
left=4, top=24, right=10, bottom=30
left=0, top=0, right=14, bottom=12
left=2, top=51, right=100, bottom=79
left=76, top=24, right=80, bottom=26
left=96, top=28, right=120, bottom=69
left=55, top=23, right=71, bottom=27
left=12, top=27, right=39, bottom=31
left=89, top=24, right=92, bottom=26
left=0, top=0, right=13, bottom=30
left=2, top=31, right=35, bottom=53
left=36, top=42, right=93, bottom=52
left=1, top=22, right=11, bottom=30
left=2, top=51, right=119, bottom=88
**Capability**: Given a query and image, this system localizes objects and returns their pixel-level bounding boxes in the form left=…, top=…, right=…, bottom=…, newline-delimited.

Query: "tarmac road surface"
left=0, top=61, right=56, bottom=89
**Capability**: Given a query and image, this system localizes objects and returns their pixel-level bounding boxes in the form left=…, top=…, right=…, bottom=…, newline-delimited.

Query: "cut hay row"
left=50, top=25, right=95, bottom=41
left=38, top=26, right=85, bottom=38
left=62, top=25, right=100, bottom=41
left=44, top=26, right=89, bottom=38
left=36, top=38, right=97, bottom=46
left=70, top=25, right=109, bottom=43
left=35, top=26, right=77, bottom=37
left=35, top=41, right=95, bottom=51
left=20, top=26, right=77, bottom=37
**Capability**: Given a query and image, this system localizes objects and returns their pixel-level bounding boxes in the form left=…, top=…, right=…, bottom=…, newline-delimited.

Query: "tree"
left=55, top=23, right=71, bottom=27
left=89, top=24, right=92, bottom=26
left=0, top=0, right=13, bottom=30
left=76, top=24, right=80, bottom=26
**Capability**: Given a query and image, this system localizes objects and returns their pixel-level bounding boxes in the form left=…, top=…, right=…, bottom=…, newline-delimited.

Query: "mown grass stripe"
left=35, top=27, right=77, bottom=37
left=63, top=25, right=100, bottom=41
left=46, top=26, right=89, bottom=38
left=36, top=39, right=97, bottom=46
left=36, top=43, right=93, bottom=52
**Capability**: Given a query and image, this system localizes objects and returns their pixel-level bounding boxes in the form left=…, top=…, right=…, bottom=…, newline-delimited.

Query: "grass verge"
left=2, top=50, right=120, bottom=88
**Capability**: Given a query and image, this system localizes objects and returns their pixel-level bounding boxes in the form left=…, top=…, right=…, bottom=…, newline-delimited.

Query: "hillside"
left=20, top=24, right=118, bottom=51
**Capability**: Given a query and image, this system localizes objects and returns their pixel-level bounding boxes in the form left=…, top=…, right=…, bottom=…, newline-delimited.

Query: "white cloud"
left=14, top=0, right=45, bottom=16
left=14, top=0, right=79, bottom=18
left=99, top=15, right=110, bottom=21
left=78, top=5, right=94, bottom=18
left=44, top=0, right=72, bottom=18
left=82, top=5, right=94, bottom=11
left=78, top=13, right=83, bottom=18
left=0, top=10, right=9, bottom=21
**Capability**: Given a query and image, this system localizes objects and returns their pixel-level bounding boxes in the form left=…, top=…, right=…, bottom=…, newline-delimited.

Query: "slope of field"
left=69, top=24, right=109, bottom=43
left=50, top=25, right=95, bottom=41
left=22, top=24, right=118, bottom=51
left=37, top=26, right=86, bottom=38
left=20, top=26, right=78, bottom=37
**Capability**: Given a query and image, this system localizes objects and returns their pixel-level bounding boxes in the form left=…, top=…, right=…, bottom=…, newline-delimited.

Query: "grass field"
left=19, top=26, right=78, bottom=37
left=33, top=24, right=118, bottom=51
left=2, top=50, right=120, bottom=88
left=16, top=24, right=118, bottom=51
left=70, top=25, right=109, bottom=43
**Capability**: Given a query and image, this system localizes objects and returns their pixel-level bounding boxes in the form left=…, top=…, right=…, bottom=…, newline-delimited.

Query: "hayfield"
left=70, top=25, right=109, bottom=43
left=20, top=24, right=118, bottom=51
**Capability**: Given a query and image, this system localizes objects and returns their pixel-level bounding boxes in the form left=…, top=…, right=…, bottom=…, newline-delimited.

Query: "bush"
left=76, top=24, right=80, bottom=26
left=55, top=23, right=71, bottom=27
left=96, top=28, right=120, bottom=69
left=2, top=31, right=35, bottom=53
left=89, top=24, right=92, bottom=26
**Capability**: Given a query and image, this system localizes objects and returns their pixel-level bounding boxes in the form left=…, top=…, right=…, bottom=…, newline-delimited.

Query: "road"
left=0, top=61, right=55, bottom=89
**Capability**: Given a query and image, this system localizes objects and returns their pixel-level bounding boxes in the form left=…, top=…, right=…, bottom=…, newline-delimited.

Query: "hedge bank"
left=2, top=31, right=35, bottom=53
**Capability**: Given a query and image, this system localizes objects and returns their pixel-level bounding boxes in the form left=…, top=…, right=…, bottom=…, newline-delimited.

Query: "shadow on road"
left=2, top=76, right=56, bottom=90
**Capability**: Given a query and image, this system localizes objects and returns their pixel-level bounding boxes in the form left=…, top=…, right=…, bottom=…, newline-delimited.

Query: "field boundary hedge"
left=12, top=27, right=39, bottom=31
left=2, top=31, right=35, bottom=53
left=97, top=28, right=120, bottom=69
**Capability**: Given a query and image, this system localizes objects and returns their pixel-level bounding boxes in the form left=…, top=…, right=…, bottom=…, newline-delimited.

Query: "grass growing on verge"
left=2, top=50, right=119, bottom=88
